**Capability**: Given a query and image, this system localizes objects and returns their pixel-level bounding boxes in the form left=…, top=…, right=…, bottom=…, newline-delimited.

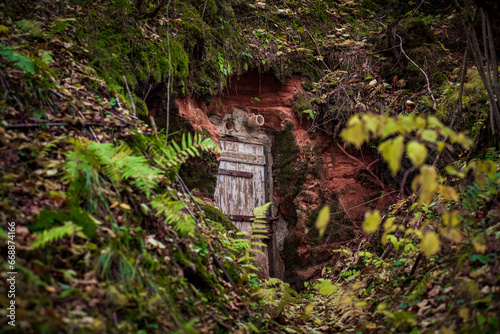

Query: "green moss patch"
left=202, top=204, right=238, bottom=232
left=273, top=121, right=307, bottom=198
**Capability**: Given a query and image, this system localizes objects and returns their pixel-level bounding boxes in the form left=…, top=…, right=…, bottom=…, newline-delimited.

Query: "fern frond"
left=38, top=136, right=66, bottom=160
left=40, top=50, right=54, bottom=64
left=261, top=277, right=282, bottom=287
left=253, top=288, right=277, bottom=300
left=16, top=19, right=45, bottom=37
left=64, top=140, right=160, bottom=199
left=150, top=195, right=196, bottom=236
left=131, top=132, right=220, bottom=172
left=30, top=222, right=86, bottom=250
left=0, top=45, right=34, bottom=73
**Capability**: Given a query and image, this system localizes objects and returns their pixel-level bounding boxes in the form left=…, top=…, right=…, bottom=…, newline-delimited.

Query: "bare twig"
left=485, top=12, right=500, bottom=118
left=400, top=166, right=416, bottom=197
left=123, top=75, right=136, bottom=117
left=201, top=0, right=209, bottom=19
left=337, top=196, right=359, bottom=230
left=434, top=42, right=470, bottom=167
left=410, top=0, right=425, bottom=18
left=77, top=110, right=99, bottom=142
left=149, top=115, right=157, bottom=134
left=143, top=83, right=153, bottom=101
left=450, top=46, right=469, bottom=130
left=394, top=33, right=436, bottom=109
left=336, top=142, right=387, bottom=191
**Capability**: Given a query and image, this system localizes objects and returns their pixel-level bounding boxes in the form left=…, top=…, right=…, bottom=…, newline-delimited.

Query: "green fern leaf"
left=16, top=19, right=45, bottom=37
left=0, top=45, right=35, bottom=73
left=30, top=222, right=86, bottom=250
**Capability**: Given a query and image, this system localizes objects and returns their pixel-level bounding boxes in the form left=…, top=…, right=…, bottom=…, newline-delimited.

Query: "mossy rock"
left=202, top=204, right=238, bottom=232
left=133, top=94, right=148, bottom=117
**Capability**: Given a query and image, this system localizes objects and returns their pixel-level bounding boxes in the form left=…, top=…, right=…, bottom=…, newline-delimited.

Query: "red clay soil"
left=176, top=71, right=305, bottom=135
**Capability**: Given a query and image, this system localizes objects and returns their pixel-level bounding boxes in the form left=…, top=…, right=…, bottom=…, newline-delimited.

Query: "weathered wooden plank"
left=218, top=169, right=253, bottom=178
left=228, top=215, right=277, bottom=222
left=237, top=161, right=265, bottom=209
left=221, top=136, right=264, bottom=147
left=215, top=161, right=254, bottom=216
left=220, top=152, right=266, bottom=165
left=221, top=141, right=264, bottom=155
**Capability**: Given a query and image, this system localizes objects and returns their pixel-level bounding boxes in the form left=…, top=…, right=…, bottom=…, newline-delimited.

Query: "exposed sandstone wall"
left=171, top=72, right=396, bottom=287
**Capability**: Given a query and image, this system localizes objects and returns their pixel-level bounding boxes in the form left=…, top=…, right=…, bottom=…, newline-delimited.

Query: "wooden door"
left=214, top=138, right=270, bottom=278
left=215, top=139, right=267, bottom=231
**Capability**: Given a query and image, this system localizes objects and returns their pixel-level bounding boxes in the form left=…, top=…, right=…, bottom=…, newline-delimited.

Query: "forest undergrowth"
left=1, top=0, right=500, bottom=333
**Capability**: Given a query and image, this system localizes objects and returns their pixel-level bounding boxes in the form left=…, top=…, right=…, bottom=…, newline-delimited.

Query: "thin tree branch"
left=450, top=46, right=469, bottom=130
left=394, top=33, right=436, bottom=109
left=462, top=0, right=500, bottom=135
left=400, top=166, right=416, bottom=197
left=485, top=13, right=500, bottom=115
left=123, top=75, right=136, bottom=117
left=336, top=142, right=388, bottom=191
left=201, top=0, right=209, bottom=19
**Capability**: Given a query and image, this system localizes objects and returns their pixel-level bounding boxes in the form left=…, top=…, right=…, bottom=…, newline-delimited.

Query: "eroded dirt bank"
left=168, top=72, right=396, bottom=288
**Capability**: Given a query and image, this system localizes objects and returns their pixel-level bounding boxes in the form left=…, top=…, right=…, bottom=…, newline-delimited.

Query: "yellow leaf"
left=420, top=231, right=440, bottom=258
left=399, top=115, right=415, bottom=132
left=110, top=201, right=119, bottom=209
left=472, top=240, right=487, bottom=254
left=453, top=133, right=471, bottom=149
left=381, top=118, right=398, bottom=138
left=442, top=211, right=459, bottom=227
left=362, top=210, right=382, bottom=233
left=315, top=205, right=330, bottom=237
left=361, top=114, right=378, bottom=134
left=407, top=141, right=427, bottom=166
left=384, top=216, right=396, bottom=227
left=415, top=116, right=427, bottom=129
left=340, top=116, right=369, bottom=149
left=439, top=185, right=459, bottom=202
left=378, top=136, right=404, bottom=175
left=417, top=165, right=438, bottom=206
left=437, top=141, right=445, bottom=152
left=458, top=307, right=469, bottom=323
left=120, top=203, right=131, bottom=210
left=448, top=229, right=462, bottom=243
left=421, top=129, right=437, bottom=142
left=427, top=116, right=444, bottom=129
